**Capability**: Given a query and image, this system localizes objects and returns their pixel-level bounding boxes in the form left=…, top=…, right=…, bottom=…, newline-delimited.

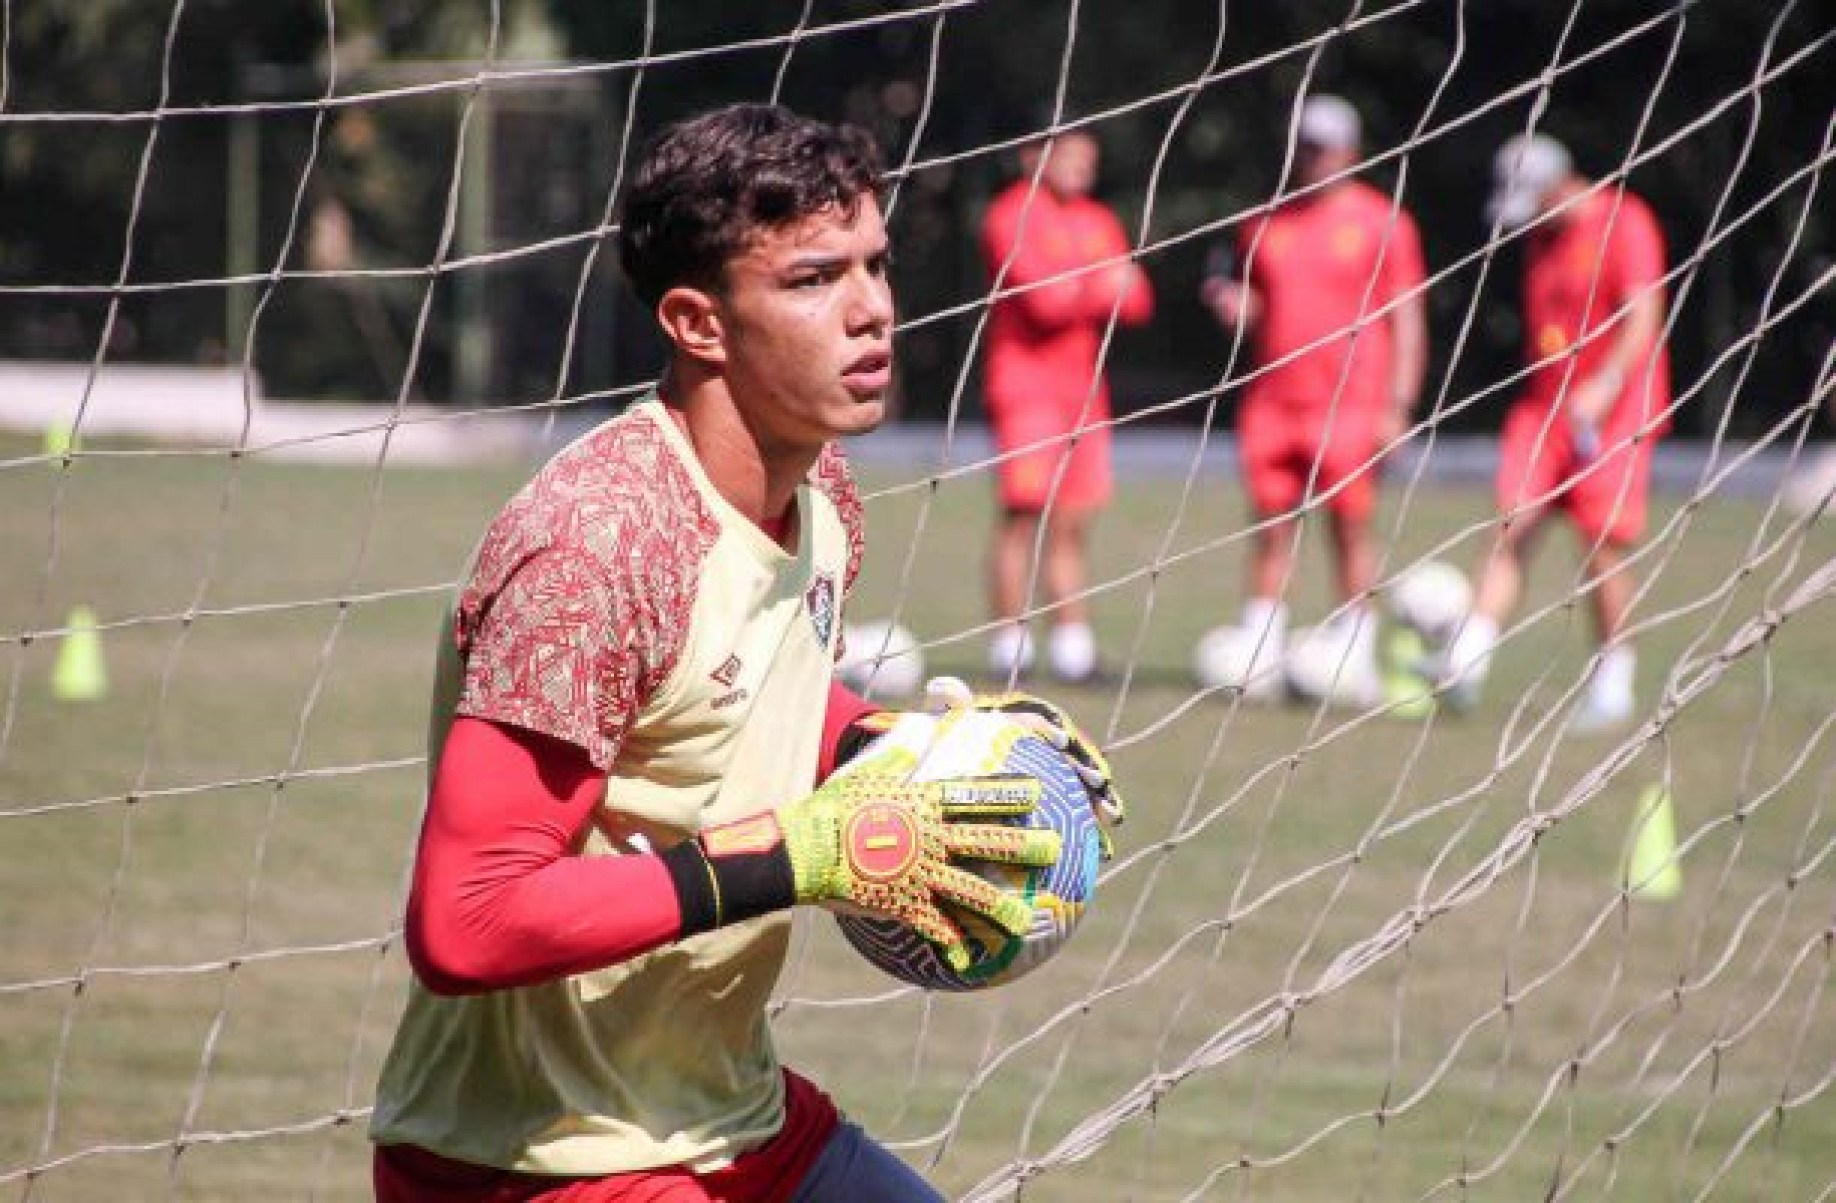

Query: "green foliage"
left=3, top=3, right=1831, bottom=427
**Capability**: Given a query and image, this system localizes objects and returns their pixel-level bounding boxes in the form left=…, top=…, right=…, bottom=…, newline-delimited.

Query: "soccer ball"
left=833, top=710, right=1102, bottom=992
left=1283, top=621, right=1381, bottom=708
left=837, top=619, right=925, bottom=698
left=1387, top=560, right=1473, bottom=645
left=1191, top=623, right=1283, bottom=701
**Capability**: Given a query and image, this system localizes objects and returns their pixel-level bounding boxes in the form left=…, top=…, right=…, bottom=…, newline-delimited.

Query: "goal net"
left=2, top=3, right=1832, bottom=1200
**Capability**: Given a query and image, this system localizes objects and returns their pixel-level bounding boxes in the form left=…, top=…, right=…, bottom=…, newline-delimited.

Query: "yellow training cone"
left=43, top=423, right=79, bottom=458
left=52, top=605, right=108, bottom=702
left=1623, top=783, right=1681, bottom=900
left=1381, top=626, right=1435, bottom=719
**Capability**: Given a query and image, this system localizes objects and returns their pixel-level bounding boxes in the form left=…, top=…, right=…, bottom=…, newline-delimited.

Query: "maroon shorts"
left=1237, top=399, right=1384, bottom=522
left=1495, top=403, right=1653, bottom=545
left=373, top=1071, right=840, bottom=1203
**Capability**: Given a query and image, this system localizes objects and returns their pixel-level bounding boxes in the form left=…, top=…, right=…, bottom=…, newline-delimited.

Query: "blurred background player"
left=1201, top=94, right=1427, bottom=696
left=980, top=123, right=1154, bottom=684
left=1438, top=133, right=1673, bottom=732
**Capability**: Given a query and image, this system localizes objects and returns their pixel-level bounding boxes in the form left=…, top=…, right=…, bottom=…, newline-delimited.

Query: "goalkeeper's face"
left=712, top=195, right=896, bottom=450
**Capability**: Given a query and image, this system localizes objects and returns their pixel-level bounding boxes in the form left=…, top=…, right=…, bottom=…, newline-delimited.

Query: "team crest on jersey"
left=805, top=573, right=837, bottom=648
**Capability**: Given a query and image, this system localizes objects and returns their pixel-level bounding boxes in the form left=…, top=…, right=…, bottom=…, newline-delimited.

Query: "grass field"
left=1, top=430, right=1831, bottom=1201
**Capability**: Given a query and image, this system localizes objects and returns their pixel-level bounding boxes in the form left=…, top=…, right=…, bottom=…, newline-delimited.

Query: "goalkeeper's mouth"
left=842, top=349, right=893, bottom=398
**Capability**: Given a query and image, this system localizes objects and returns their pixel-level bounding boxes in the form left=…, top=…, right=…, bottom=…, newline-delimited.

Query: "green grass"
left=2, top=433, right=1831, bottom=1201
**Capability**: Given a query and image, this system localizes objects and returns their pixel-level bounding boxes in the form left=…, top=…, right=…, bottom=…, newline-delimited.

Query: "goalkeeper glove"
left=663, top=716, right=1061, bottom=971
left=853, top=676, right=1126, bottom=856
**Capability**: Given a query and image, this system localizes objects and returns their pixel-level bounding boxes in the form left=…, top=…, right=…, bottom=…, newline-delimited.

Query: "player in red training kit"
left=981, top=124, right=1154, bottom=684
left=1438, top=132, right=1673, bottom=733
left=1202, top=94, right=1427, bottom=700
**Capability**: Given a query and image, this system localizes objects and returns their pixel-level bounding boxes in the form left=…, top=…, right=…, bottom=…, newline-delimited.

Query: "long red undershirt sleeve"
left=405, top=716, right=682, bottom=995
left=406, top=680, right=884, bottom=996
left=817, top=677, right=882, bottom=780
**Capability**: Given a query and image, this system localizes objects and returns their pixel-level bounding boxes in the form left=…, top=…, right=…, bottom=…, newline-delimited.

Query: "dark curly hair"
left=616, top=103, right=885, bottom=309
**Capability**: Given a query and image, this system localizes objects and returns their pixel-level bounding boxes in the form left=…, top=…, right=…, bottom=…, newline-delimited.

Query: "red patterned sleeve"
left=811, top=443, right=866, bottom=600
left=455, top=546, right=643, bottom=772
left=407, top=716, right=683, bottom=994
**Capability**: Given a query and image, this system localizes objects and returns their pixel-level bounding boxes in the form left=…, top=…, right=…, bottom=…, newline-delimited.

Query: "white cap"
left=1487, top=133, right=1572, bottom=229
left=1297, top=94, right=1361, bottom=152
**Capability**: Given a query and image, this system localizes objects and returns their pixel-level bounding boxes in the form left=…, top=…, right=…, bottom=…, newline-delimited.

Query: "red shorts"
left=373, top=1071, right=840, bottom=1203
left=1495, top=403, right=1654, bottom=545
left=1237, top=399, right=1383, bottom=521
left=986, top=390, right=1112, bottom=514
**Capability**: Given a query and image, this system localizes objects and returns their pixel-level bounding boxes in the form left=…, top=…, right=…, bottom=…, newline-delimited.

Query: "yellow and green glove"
left=662, top=718, right=1061, bottom=970
left=851, top=675, right=1127, bottom=857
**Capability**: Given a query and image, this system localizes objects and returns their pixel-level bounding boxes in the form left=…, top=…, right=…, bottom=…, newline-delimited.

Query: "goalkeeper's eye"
left=788, top=267, right=838, bottom=291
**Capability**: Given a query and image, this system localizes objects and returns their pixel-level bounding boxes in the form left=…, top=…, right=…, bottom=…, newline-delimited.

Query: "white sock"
left=1240, top=597, right=1289, bottom=647
left=1446, top=614, right=1499, bottom=684
left=989, top=624, right=1035, bottom=675
left=1591, top=645, right=1636, bottom=709
left=1048, top=622, right=1097, bottom=680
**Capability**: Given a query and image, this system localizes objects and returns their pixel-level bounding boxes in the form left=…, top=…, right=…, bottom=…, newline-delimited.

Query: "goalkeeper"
left=368, top=103, right=1122, bottom=1203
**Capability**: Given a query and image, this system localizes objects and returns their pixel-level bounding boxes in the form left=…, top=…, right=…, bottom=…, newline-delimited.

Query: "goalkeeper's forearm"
left=410, top=717, right=799, bottom=997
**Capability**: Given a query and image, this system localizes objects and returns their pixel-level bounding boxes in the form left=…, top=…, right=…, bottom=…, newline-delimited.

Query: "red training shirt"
left=981, top=180, right=1154, bottom=414
left=1520, top=186, right=1672, bottom=438
left=1236, top=180, right=1425, bottom=414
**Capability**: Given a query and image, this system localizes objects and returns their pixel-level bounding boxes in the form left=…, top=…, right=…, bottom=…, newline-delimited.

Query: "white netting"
left=1, top=4, right=1831, bottom=1200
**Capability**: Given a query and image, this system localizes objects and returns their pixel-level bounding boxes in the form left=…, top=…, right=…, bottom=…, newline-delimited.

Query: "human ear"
left=656, top=286, right=726, bottom=366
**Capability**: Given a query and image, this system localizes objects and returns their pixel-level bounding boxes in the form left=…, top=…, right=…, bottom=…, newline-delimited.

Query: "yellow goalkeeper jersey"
left=369, top=398, right=862, bottom=1176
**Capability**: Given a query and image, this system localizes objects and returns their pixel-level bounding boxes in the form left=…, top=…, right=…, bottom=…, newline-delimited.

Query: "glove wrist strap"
left=659, top=815, right=797, bottom=936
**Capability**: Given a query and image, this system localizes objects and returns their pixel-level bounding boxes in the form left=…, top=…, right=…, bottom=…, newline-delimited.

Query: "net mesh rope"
left=0, top=2, right=1831, bottom=1200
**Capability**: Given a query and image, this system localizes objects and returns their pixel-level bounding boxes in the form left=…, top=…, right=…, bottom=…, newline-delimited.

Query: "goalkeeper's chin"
left=832, top=392, right=889, bottom=438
